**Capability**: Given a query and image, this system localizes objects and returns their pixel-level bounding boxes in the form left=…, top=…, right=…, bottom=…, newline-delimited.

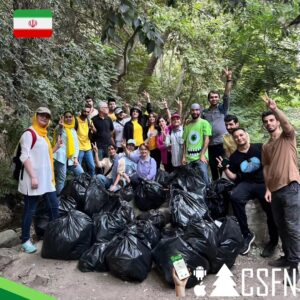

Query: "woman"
left=123, top=143, right=157, bottom=186
left=53, top=111, right=84, bottom=195
left=156, top=116, right=173, bottom=172
left=18, top=107, right=61, bottom=253
left=145, top=112, right=161, bottom=169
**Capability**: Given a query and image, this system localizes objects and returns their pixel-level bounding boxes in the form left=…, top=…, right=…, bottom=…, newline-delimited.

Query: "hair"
left=63, top=111, right=73, bottom=116
left=85, top=95, right=92, bottom=100
left=107, top=97, right=116, bottom=104
left=207, top=90, right=220, bottom=100
left=85, top=103, right=92, bottom=108
left=231, top=127, right=246, bottom=136
left=139, top=143, right=149, bottom=151
left=156, top=115, right=168, bottom=135
left=261, top=111, right=278, bottom=122
left=107, top=144, right=117, bottom=150
left=82, top=106, right=90, bottom=113
left=224, top=114, right=239, bottom=124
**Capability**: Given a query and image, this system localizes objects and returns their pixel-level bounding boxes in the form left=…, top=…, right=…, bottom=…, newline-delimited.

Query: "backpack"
left=12, top=129, right=37, bottom=181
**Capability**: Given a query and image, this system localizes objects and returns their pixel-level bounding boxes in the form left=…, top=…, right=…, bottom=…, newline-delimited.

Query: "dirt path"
left=1, top=241, right=299, bottom=300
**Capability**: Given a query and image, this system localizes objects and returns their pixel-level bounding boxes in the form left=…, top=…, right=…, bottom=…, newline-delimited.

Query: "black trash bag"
left=137, top=209, right=170, bottom=229
left=78, top=242, right=111, bottom=272
left=183, top=216, right=219, bottom=263
left=170, top=188, right=209, bottom=229
left=60, top=173, right=91, bottom=211
left=41, top=210, right=93, bottom=260
left=106, top=225, right=152, bottom=282
left=93, top=200, right=135, bottom=242
left=134, top=180, right=166, bottom=211
left=119, top=184, right=135, bottom=202
left=210, top=216, right=244, bottom=273
left=84, top=178, right=120, bottom=217
left=152, top=233, right=210, bottom=288
left=170, top=165, right=206, bottom=197
left=33, top=196, right=49, bottom=240
left=155, top=169, right=172, bottom=187
left=59, top=195, right=77, bottom=215
left=206, top=179, right=235, bottom=219
left=137, top=220, right=161, bottom=248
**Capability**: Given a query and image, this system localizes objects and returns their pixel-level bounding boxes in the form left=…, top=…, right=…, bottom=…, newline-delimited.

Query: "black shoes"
left=268, top=256, right=290, bottom=268
left=240, top=232, right=255, bottom=255
left=261, top=241, right=277, bottom=258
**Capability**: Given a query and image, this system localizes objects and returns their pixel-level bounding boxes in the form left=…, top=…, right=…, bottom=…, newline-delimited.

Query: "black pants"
left=208, top=143, right=225, bottom=181
left=150, top=148, right=161, bottom=170
left=271, top=182, right=300, bottom=263
left=230, top=181, right=278, bottom=243
left=164, top=152, right=174, bottom=173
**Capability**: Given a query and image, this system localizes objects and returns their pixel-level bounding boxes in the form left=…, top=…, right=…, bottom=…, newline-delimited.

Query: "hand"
left=142, top=90, right=150, bottom=102
left=137, top=100, right=143, bottom=108
left=124, top=101, right=130, bottom=109
left=261, top=93, right=277, bottom=111
left=162, top=98, right=168, bottom=109
left=265, top=189, right=272, bottom=203
left=109, top=185, right=116, bottom=192
left=200, top=154, right=207, bottom=164
left=31, top=177, right=38, bottom=189
left=73, top=158, right=79, bottom=166
left=92, top=142, right=98, bottom=153
left=172, top=268, right=189, bottom=288
left=175, top=98, right=182, bottom=107
left=59, top=116, right=64, bottom=127
left=224, top=66, right=232, bottom=80
left=53, top=135, right=63, bottom=152
left=216, top=156, right=224, bottom=169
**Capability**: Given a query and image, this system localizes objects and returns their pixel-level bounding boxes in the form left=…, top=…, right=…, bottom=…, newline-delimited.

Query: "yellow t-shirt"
left=147, top=125, right=157, bottom=151
left=132, top=119, right=144, bottom=146
left=108, top=112, right=116, bottom=122
left=76, top=116, right=92, bottom=151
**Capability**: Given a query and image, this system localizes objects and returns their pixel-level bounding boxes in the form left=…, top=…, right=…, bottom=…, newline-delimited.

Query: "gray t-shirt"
left=113, top=117, right=130, bottom=147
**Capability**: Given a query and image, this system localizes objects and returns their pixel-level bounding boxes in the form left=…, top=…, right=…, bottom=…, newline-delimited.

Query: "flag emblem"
left=13, top=9, right=52, bottom=38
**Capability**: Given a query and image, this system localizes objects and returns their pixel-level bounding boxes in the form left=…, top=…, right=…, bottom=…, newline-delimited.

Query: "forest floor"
left=1, top=240, right=300, bottom=300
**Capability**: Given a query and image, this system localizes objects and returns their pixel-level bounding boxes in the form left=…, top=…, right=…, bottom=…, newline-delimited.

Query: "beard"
left=191, top=113, right=200, bottom=119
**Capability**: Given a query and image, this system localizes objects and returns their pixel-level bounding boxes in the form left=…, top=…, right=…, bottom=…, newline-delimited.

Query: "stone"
left=0, top=229, right=20, bottom=248
left=0, top=248, right=19, bottom=271
left=0, top=205, right=13, bottom=229
left=30, top=274, right=50, bottom=287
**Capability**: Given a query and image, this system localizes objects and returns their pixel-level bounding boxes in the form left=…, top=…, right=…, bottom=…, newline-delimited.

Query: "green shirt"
left=183, top=119, right=212, bottom=162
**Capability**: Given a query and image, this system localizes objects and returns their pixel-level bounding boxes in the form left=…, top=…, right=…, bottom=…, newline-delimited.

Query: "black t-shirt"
left=92, top=115, right=114, bottom=148
left=229, top=143, right=264, bottom=184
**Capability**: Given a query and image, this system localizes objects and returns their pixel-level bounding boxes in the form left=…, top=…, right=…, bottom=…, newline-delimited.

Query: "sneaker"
left=21, top=240, right=37, bottom=254
left=240, top=232, right=255, bottom=255
left=261, top=241, right=277, bottom=258
left=284, top=265, right=300, bottom=286
left=268, top=256, right=290, bottom=268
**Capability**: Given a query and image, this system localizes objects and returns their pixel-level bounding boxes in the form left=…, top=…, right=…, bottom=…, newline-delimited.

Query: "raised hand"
left=261, top=92, right=277, bottom=111
left=92, top=142, right=98, bottom=153
left=175, top=98, right=182, bottom=107
left=142, top=90, right=150, bottom=102
left=162, top=98, right=168, bottom=109
left=224, top=67, right=232, bottom=79
left=58, top=115, right=64, bottom=127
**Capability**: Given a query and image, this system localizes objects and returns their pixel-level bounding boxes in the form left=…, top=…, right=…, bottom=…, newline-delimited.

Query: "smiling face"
left=171, top=116, right=181, bottom=127
left=85, top=98, right=93, bottom=108
left=262, top=114, right=280, bottom=133
left=225, top=120, right=239, bottom=134
left=131, top=109, right=140, bottom=119
left=148, top=113, right=157, bottom=125
left=233, top=129, right=248, bottom=147
left=158, top=117, right=167, bottom=129
left=107, top=145, right=117, bottom=158
left=37, top=113, right=50, bottom=127
left=139, top=145, right=149, bottom=159
left=108, top=100, right=116, bottom=112
left=64, top=112, right=73, bottom=125
left=208, top=92, right=220, bottom=107
left=191, top=108, right=201, bottom=120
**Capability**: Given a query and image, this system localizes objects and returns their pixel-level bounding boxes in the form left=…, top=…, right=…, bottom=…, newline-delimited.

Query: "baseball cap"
left=171, top=112, right=181, bottom=119
left=190, top=103, right=201, bottom=110
left=114, top=107, right=123, bottom=115
left=127, top=139, right=136, bottom=146
left=36, top=107, right=51, bottom=118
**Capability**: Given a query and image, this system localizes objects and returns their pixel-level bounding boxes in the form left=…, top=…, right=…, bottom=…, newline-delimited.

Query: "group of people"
left=17, top=69, right=300, bottom=286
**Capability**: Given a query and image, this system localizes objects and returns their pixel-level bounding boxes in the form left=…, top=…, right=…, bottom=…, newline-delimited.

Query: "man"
left=165, top=112, right=184, bottom=169
left=108, top=97, right=117, bottom=121
left=217, top=128, right=278, bottom=256
left=223, top=114, right=250, bottom=158
left=76, top=107, right=96, bottom=177
left=85, top=95, right=98, bottom=118
left=261, top=95, right=300, bottom=285
left=182, top=103, right=211, bottom=186
left=202, top=68, right=232, bottom=180
left=113, top=107, right=130, bottom=153
left=92, top=101, right=114, bottom=160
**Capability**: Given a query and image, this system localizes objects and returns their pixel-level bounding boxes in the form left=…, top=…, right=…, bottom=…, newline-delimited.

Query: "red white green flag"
left=13, top=9, right=52, bottom=38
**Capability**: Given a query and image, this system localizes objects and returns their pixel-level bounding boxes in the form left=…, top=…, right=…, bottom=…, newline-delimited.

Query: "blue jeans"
left=96, top=174, right=113, bottom=189
left=271, top=182, right=300, bottom=263
left=190, top=160, right=210, bottom=187
left=22, top=191, right=59, bottom=243
left=78, top=150, right=95, bottom=177
left=54, top=160, right=84, bottom=195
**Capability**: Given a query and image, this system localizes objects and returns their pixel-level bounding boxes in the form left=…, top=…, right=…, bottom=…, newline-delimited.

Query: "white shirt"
left=113, top=117, right=130, bottom=147
left=165, top=126, right=184, bottom=167
left=18, top=127, right=55, bottom=196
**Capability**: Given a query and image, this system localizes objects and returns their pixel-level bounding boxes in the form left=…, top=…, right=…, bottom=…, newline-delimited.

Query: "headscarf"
left=62, top=116, right=76, bottom=159
left=32, top=113, right=55, bottom=184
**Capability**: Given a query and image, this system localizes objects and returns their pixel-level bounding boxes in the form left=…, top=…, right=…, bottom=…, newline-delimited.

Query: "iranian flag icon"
left=13, top=9, right=52, bottom=38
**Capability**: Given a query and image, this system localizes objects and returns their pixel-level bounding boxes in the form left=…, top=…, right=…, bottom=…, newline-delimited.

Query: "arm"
left=262, top=145, right=272, bottom=202
left=92, top=143, right=104, bottom=168
left=162, top=99, right=171, bottom=122
left=224, top=67, right=233, bottom=97
left=216, top=156, right=237, bottom=181
left=73, top=129, right=80, bottom=166
left=157, top=134, right=167, bottom=151
left=176, top=98, right=183, bottom=117
left=146, top=158, right=157, bottom=180
left=199, top=135, right=209, bottom=163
